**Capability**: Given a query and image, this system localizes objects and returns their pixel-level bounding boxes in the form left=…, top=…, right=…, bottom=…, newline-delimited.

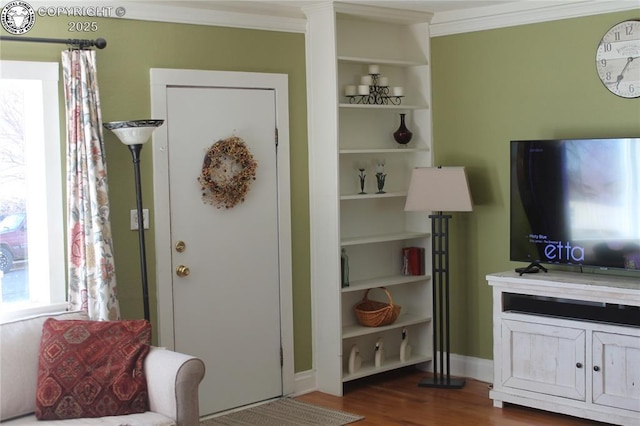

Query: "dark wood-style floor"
left=296, top=368, right=610, bottom=425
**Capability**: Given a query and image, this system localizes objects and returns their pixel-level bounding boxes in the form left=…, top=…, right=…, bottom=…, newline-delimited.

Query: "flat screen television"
left=510, top=138, right=640, bottom=271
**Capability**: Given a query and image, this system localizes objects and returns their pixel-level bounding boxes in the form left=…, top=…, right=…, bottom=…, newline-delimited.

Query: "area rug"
left=200, top=398, right=363, bottom=425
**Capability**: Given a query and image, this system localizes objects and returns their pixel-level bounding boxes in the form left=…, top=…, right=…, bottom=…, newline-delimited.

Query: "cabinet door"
left=502, top=319, right=585, bottom=400
left=592, top=331, right=640, bottom=411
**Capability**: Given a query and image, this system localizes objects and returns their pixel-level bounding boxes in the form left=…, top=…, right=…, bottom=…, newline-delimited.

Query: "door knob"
left=176, top=265, right=190, bottom=277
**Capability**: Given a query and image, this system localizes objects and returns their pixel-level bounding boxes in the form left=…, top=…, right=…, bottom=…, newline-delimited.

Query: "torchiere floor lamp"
left=404, top=166, right=473, bottom=389
left=103, top=119, right=164, bottom=321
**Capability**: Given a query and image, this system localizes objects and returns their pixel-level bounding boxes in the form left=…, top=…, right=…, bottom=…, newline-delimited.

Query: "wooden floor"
left=296, top=368, right=609, bottom=426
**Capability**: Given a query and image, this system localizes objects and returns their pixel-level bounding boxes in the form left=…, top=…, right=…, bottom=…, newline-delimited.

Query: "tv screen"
left=510, top=138, right=640, bottom=271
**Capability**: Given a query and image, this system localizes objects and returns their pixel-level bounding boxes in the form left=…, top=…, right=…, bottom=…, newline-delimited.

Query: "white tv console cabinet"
left=487, top=271, right=640, bottom=426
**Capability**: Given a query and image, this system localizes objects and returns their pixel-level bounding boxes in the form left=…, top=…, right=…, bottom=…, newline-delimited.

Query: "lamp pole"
left=128, top=143, right=150, bottom=322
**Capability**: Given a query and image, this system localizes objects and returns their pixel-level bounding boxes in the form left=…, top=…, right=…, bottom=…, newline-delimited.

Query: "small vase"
left=393, top=113, right=413, bottom=145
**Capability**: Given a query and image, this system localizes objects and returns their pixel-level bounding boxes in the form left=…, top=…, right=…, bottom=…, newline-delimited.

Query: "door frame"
left=150, top=68, right=294, bottom=396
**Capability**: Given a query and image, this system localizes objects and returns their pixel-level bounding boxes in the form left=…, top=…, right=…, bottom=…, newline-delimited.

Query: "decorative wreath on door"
left=198, top=136, right=258, bottom=209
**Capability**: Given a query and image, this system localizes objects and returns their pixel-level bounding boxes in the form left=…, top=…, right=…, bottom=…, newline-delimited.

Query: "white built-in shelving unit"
left=304, top=2, right=434, bottom=396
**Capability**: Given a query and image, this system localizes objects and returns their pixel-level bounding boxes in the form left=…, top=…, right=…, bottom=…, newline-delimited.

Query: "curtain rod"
left=0, top=36, right=106, bottom=49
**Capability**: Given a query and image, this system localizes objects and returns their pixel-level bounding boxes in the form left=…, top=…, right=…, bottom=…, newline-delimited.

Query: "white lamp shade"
left=103, top=120, right=164, bottom=145
left=404, top=167, right=473, bottom=212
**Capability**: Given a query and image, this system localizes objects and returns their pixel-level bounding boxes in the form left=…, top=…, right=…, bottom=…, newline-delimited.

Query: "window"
left=0, top=61, right=65, bottom=321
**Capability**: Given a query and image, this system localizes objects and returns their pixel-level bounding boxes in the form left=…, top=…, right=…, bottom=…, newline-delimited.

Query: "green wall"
left=431, top=10, right=640, bottom=360
left=0, top=16, right=312, bottom=371
left=3, top=8, right=638, bottom=374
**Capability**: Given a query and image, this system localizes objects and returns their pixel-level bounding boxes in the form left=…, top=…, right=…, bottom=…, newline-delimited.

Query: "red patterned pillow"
left=35, top=318, right=151, bottom=420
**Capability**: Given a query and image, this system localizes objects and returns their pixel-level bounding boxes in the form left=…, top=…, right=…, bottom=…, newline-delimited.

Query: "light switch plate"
left=130, top=209, right=149, bottom=230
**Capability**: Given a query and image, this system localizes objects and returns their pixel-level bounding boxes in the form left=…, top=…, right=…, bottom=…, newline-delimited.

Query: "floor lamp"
left=404, top=166, right=473, bottom=389
left=103, top=119, right=164, bottom=321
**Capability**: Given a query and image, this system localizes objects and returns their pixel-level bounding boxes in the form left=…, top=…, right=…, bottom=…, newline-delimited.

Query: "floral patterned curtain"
left=62, top=49, right=120, bottom=320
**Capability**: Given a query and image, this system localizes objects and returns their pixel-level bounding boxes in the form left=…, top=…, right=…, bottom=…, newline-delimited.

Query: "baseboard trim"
left=292, top=369, right=317, bottom=396
left=293, top=353, right=493, bottom=396
left=449, top=353, right=494, bottom=384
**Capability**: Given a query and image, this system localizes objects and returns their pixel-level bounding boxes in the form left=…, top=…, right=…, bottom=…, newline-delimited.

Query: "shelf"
left=342, top=313, right=431, bottom=339
left=338, top=56, right=428, bottom=67
left=342, top=353, right=432, bottom=382
left=339, top=103, right=428, bottom=110
left=341, top=192, right=406, bottom=200
left=342, top=275, right=430, bottom=293
left=339, top=148, right=429, bottom=154
left=341, top=232, right=430, bottom=246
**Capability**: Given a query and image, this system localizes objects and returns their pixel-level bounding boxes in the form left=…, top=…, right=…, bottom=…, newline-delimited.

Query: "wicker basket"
left=353, top=287, right=401, bottom=327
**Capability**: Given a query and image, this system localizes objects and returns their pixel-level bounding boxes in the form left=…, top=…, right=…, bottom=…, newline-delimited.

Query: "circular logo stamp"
left=1, top=1, right=35, bottom=35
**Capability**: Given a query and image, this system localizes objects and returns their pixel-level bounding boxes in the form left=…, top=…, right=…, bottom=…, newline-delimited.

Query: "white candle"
left=368, top=64, right=380, bottom=75
left=393, top=86, right=404, bottom=96
left=344, top=85, right=356, bottom=96
left=360, top=75, right=372, bottom=86
left=378, top=76, right=389, bottom=87
left=357, top=85, right=369, bottom=95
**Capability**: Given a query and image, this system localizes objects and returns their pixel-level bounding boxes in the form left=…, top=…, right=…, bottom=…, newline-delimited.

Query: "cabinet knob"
left=576, top=363, right=583, bottom=369
left=593, top=366, right=600, bottom=372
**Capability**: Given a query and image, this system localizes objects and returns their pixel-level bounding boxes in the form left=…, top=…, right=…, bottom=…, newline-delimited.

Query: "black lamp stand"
left=418, top=212, right=465, bottom=389
left=128, top=143, right=150, bottom=322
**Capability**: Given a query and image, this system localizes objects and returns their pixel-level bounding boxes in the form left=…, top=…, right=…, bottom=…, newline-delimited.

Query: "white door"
left=150, top=70, right=294, bottom=417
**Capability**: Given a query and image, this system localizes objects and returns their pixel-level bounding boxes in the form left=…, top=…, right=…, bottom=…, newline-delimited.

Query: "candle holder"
left=345, top=71, right=403, bottom=106
left=358, top=168, right=367, bottom=194
left=375, top=159, right=386, bottom=194
left=376, top=172, right=386, bottom=194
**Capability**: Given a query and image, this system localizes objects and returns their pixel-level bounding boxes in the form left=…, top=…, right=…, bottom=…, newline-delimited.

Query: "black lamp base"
left=418, top=376, right=466, bottom=389
left=422, top=212, right=466, bottom=390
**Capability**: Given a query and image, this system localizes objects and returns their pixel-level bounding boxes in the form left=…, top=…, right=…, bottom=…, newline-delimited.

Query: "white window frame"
left=0, top=60, right=66, bottom=322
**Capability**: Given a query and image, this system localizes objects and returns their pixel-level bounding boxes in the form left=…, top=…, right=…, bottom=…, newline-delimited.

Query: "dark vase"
left=393, top=113, right=413, bottom=145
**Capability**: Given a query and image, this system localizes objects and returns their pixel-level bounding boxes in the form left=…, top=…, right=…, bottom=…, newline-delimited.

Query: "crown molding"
left=118, top=2, right=307, bottom=33
left=31, top=1, right=306, bottom=33
left=430, top=1, right=639, bottom=37
left=27, top=1, right=636, bottom=35
left=333, top=2, right=433, bottom=24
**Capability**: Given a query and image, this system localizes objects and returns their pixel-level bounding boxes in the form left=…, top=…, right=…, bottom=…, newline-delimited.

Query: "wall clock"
left=595, top=20, right=640, bottom=98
